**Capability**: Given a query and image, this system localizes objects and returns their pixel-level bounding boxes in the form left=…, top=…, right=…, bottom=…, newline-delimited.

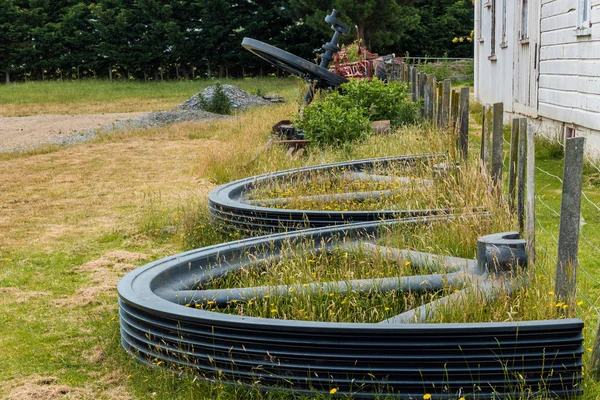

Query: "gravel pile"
left=9, top=84, right=270, bottom=152
left=48, top=110, right=228, bottom=148
left=174, top=84, right=271, bottom=111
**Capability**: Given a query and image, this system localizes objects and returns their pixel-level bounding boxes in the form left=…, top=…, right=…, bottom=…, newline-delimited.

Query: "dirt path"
left=0, top=112, right=147, bottom=152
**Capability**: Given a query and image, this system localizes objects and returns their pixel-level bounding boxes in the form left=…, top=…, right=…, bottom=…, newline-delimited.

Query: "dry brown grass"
left=0, top=104, right=295, bottom=250
left=0, top=99, right=178, bottom=117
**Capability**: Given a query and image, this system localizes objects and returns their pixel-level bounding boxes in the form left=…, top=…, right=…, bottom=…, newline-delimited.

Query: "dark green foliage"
left=0, top=0, right=474, bottom=81
left=296, top=79, right=419, bottom=147
left=402, top=0, right=474, bottom=57
left=286, top=0, right=420, bottom=52
left=206, top=82, right=232, bottom=115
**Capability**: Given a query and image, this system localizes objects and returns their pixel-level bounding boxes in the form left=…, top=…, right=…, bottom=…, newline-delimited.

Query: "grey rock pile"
left=174, top=84, right=271, bottom=111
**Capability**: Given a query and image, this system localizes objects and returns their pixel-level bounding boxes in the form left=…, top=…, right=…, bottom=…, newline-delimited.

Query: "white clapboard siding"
left=539, top=0, right=600, bottom=131
left=477, top=0, right=600, bottom=149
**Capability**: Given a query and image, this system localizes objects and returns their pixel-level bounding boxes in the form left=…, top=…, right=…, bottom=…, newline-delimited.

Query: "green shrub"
left=200, top=82, right=232, bottom=115
left=296, top=92, right=371, bottom=147
left=340, top=78, right=420, bottom=126
left=295, top=78, right=420, bottom=148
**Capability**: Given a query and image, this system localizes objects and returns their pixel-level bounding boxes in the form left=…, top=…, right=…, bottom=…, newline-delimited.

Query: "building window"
left=520, top=0, right=529, bottom=41
left=566, top=127, right=576, bottom=139
left=489, top=0, right=497, bottom=60
left=576, top=0, right=591, bottom=36
left=501, top=0, right=508, bottom=47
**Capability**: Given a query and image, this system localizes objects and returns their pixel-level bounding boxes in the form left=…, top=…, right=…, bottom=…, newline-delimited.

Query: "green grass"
left=1, top=77, right=599, bottom=399
left=0, top=77, right=300, bottom=116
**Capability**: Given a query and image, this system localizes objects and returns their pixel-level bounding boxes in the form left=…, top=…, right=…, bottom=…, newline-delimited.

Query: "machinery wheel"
left=242, top=37, right=347, bottom=88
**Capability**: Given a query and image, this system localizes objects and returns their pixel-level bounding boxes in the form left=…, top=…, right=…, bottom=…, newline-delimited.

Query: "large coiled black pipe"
left=118, top=218, right=583, bottom=399
left=208, top=153, right=451, bottom=235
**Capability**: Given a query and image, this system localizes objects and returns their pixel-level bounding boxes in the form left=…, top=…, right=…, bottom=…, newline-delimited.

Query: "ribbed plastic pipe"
left=118, top=218, right=583, bottom=399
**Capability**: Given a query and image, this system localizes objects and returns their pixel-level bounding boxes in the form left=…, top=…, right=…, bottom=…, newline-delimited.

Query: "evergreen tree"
left=286, top=0, right=420, bottom=53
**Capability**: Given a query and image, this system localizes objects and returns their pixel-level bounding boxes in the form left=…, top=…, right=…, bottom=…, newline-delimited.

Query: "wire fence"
left=475, top=103, right=600, bottom=346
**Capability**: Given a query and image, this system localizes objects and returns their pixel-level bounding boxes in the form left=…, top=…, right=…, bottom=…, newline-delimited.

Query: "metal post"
left=555, top=136, right=585, bottom=315
left=508, top=118, right=520, bottom=213
left=491, top=102, right=504, bottom=186
left=517, top=118, right=527, bottom=234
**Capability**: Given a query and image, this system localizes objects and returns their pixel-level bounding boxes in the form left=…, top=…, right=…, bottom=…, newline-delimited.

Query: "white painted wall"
left=474, top=0, right=515, bottom=113
left=539, top=0, right=600, bottom=132
left=475, top=0, right=600, bottom=154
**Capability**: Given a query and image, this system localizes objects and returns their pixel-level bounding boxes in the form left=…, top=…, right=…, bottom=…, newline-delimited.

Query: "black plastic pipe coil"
left=118, top=217, right=583, bottom=399
left=208, top=153, right=451, bottom=235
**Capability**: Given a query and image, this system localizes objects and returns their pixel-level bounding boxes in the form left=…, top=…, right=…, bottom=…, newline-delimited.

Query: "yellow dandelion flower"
left=385, top=307, right=390, bottom=311
left=270, top=309, right=277, bottom=313
left=452, top=37, right=459, bottom=43
left=404, top=261, right=411, bottom=267
left=330, top=388, right=338, bottom=395
left=578, top=300, right=584, bottom=306
left=423, top=394, right=432, bottom=400
left=263, top=295, right=270, bottom=299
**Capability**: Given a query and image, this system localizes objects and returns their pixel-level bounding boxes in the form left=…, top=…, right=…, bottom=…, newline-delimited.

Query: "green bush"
left=340, top=79, right=420, bottom=126
left=200, top=82, right=232, bottom=115
left=296, top=91, right=371, bottom=147
left=295, top=79, right=419, bottom=148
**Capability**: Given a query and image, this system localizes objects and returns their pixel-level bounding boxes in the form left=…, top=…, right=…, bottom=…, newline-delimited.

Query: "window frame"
left=489, top=0, right=497, bottom=60
left=501, top=0, right=508, bottom=48
left=478, top=0, right=485, bottom=42
left=576, top=0, right=592, bottom=36
left=520, top=0, right=529, bottom=42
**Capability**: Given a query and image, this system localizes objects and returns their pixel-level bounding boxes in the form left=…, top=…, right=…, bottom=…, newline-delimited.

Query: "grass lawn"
left=0, top=77, right=300, bottom=116
left=0, top=78, right=599, bottom=399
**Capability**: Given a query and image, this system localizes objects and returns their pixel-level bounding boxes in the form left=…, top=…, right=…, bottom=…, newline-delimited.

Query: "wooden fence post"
left=517, top=118, right=527, bottom=234
left=411, top=67, right=418, bottom=102
left=459, top=87, right=469, bottom=161
left=436, top=82, right=443, bottom=127
left=451, top=90, right=459, bottom=131
left=508, top=118, right=520, bottom=213
left=480, top=104, right=492, bottom=168
left=442, top=79, right=451, bottom=128
left=429, top=76, right=436, bottom=120
left=526, top=123, right=536, bottom=265
left=419, top=72, right=426, bottom=117
left=399, top=62, right=405, bottom=82
left=491, top=102, right=504, bottom=186
left=555, top=136, right=585, bottom=315
left=423, top=75, right=431, bottom=119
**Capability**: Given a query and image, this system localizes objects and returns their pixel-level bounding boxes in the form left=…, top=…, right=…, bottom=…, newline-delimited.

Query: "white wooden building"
left=474, top=0, right=600, bottom=155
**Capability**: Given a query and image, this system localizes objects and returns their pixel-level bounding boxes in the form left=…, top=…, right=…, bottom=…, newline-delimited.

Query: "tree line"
left=0, top=0, right=473, bottom=83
